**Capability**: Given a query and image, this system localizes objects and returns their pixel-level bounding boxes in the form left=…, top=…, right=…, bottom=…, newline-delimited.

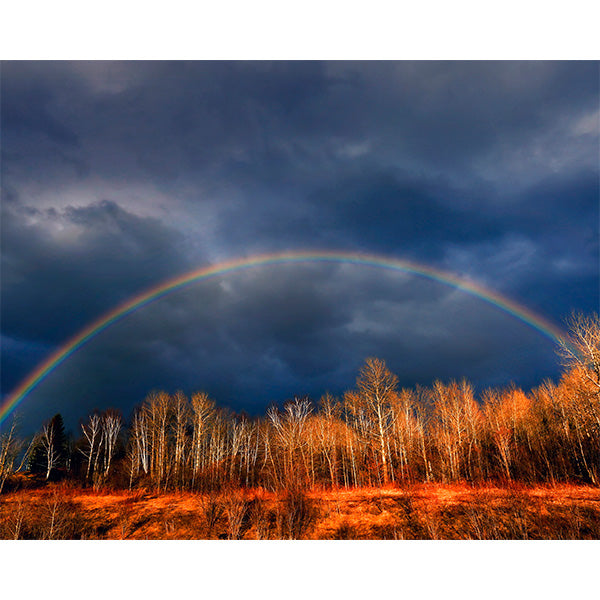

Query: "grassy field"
left=1, top=481, right=599, bottom=540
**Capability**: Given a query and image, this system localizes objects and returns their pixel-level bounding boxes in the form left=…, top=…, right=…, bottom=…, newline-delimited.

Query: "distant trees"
left=2, top=312, right=598, bottom=495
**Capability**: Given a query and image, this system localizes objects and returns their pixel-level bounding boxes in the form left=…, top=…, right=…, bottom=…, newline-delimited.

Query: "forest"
left=0, top=312, right=598, bottom=539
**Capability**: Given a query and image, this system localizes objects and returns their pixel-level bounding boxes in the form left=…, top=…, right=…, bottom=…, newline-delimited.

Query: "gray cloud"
left=1, top=198, right=194, bottom=394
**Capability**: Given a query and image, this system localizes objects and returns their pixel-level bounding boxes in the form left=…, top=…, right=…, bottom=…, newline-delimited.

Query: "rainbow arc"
left=0, top=250, right=569, bottom=425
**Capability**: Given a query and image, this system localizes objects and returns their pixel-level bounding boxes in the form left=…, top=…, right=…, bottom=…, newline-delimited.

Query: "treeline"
left=1, top=314, right=599, bottom=493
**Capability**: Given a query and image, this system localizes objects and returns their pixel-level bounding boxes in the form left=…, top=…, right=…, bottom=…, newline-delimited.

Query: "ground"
left=1, top=480, right=599, bottom=540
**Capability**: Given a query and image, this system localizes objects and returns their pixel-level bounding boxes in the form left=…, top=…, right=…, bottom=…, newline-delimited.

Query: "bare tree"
left=389, top=389, right=423, bottom=483
left=315, top=394, right=343, bottom=487
left=349, top=358, right=398, bottom=485
left=172, top=391, right=190, bottom=487
left=430, top=380, right=480, bottom=481
left=40, top=422, right=57, bottom=481
left=268, top=398, right=313, bottom=488
left=101, top=410, right=122, bottom=477
left=190, top=392, right=216, bottom=483
left=483, top=388, right=530, bottom=481
left=80, top=413, right=101, bottom=482
left=0, top=419, right=21, bottom=493
left=558, top=312, right=600, bottom=393
left=130, top=407, right=150, bottom=479
left=146, top=392, right=171, bottom=488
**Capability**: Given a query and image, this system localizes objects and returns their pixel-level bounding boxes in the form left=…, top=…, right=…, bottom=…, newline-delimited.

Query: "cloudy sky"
left=1, top=61, right=598, bottom=433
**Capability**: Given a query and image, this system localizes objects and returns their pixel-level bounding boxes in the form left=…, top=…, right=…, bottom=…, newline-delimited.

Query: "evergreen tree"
left=28, top=414, right=69, bottom=479
left=49, top=414, right=68, bottom=470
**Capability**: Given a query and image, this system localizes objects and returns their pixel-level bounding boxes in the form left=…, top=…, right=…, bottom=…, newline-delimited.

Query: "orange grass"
left=1, top=482, right=598, bottom=540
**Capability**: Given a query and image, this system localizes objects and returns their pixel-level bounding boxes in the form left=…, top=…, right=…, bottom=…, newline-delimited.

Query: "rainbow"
left=0, top=250, right=569, bottom=425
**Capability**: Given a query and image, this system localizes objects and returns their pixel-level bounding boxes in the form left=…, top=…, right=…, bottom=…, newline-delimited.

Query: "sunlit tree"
left=558, top=312, right=600, bottom=393
left=346, top=358, right=398, bottom=485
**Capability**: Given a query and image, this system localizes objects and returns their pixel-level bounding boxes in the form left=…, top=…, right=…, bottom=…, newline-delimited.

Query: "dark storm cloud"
left=14, top=263, right=559, bottom=432
left=509, top=171, right=599, bottom=243
left=1, top=61, right=597, bottom=433
left=3, top=61, right=597, bottom=188
left=1, top=199, right=191, bottom=341
left=0, top=198, right=195, bottom=402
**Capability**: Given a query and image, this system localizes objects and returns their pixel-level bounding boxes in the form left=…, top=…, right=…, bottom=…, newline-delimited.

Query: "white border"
left=1, top=0, right=599, bottom=59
